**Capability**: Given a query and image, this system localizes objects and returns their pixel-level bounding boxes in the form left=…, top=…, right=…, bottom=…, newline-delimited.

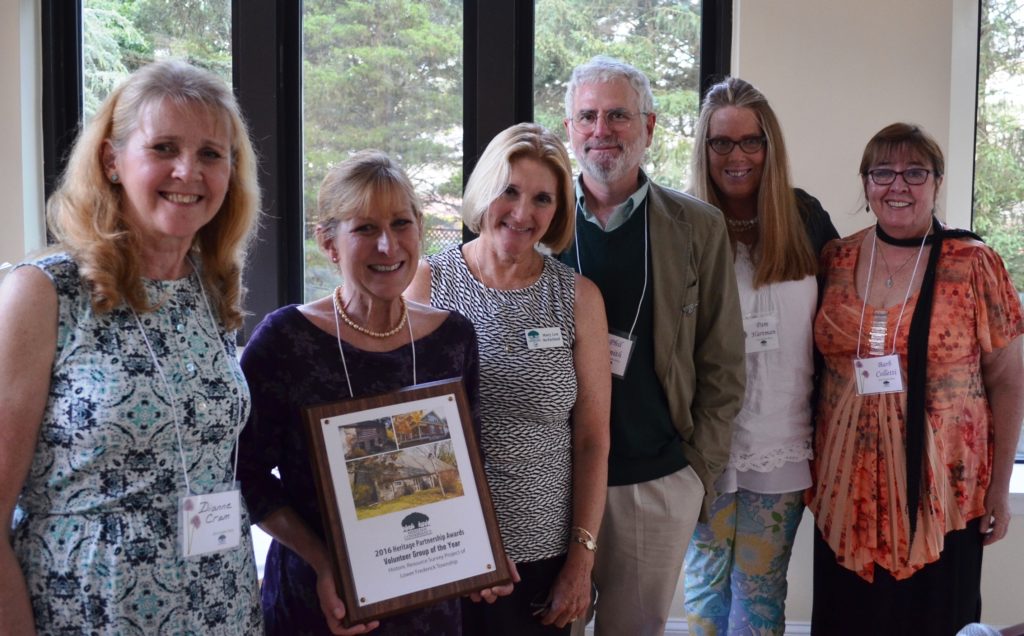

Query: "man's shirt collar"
left=575, top=172, right=650, bottom=233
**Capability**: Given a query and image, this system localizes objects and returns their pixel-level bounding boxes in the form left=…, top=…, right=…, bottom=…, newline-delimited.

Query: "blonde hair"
left=316, top=150, right=423, bottom=243
left=462, top=123, right=574, bottom=253
left=46, top=59, right=260, bottom=330
left=689, top=77, right=816, bottom=286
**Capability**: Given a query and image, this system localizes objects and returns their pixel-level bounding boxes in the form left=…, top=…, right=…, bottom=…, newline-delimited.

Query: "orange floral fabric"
left=809, top=228, right=1024, bottom=581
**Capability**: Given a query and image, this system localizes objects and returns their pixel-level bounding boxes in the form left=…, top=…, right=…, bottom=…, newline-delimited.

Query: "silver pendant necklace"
left=877, top=244, right=916, bottom=288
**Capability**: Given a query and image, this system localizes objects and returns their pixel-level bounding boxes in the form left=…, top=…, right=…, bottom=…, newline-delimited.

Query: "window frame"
left=970, top=0, right=1024, bottom=464
left=41, top=0, right=730, bottom=340
left=41, top=0, right=82, bottom=203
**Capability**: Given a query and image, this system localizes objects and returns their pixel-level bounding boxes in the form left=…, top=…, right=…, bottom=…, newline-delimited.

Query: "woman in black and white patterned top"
left=409, top=123, right=610, bottom=635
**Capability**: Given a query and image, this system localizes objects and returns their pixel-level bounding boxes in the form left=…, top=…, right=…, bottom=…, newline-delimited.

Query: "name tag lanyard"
left=131, top=258, right=246, bottom=557
left=852, top=230, right=928, bottom=395
left=574, top=200, right=648, bottom=378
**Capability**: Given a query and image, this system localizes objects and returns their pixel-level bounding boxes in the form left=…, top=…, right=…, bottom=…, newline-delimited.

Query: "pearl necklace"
left=725, top=215, right=759, bottom=232
left=332, top=286, right=408, bottom=338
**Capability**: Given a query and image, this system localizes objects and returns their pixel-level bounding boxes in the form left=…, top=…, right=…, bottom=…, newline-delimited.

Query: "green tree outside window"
left=534, top=0, right=702, bottom=190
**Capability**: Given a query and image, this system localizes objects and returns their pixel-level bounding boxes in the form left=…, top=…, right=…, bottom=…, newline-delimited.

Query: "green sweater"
left=563, top=203, right=688, bottom=486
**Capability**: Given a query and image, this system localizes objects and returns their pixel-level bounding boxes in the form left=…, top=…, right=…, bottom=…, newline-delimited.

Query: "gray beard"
left=579, top=140, right=647, bottom=185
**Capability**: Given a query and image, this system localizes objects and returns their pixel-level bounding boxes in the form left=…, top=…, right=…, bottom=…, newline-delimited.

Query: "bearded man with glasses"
left=559, top=56, right=745, bottom=636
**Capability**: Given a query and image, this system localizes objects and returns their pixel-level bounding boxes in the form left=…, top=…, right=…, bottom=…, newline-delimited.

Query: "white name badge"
left=525, top=326, right=564, bottom=350
left=743, top=314, right=780, bottom=353
left=179, top=488, right=242, bottom=558
left=609, top=331, right=637, bottom=379
left=854, top=355, right=905, bottom=395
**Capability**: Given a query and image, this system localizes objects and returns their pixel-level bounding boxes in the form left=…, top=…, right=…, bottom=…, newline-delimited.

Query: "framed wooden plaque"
left=303, top=377, right=510, bottom=626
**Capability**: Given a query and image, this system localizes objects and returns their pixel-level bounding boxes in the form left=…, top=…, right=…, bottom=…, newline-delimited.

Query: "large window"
left=48, top=1, right=726, bottom=337
left=301, top=0, right=464, bottom=302
left=534, top=0, right=702, bottom=188
left=973, top=0, right=1024, bottom=458
left=81, top=0, right=231, bottom=119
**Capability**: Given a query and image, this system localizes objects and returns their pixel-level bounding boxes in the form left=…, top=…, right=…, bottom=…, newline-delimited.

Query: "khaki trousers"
left=572, top=465, right=704, bottom=636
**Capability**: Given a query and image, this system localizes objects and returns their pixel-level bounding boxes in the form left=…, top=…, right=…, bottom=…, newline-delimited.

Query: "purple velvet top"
left=238, top=305, right=480, bottom=635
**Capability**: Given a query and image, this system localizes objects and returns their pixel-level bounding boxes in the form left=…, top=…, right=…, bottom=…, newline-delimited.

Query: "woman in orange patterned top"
left=809, top=123, right=1024, bottom=635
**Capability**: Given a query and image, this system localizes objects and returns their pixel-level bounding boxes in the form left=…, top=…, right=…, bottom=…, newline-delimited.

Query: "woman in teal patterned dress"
left=0, top=60, right=263, bottom=634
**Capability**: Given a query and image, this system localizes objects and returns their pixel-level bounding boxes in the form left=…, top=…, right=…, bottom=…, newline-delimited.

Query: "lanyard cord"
left=192, top=266, right=244, bottom=483
left=738, top=243, right=777, bottom=318
left=331, top=292, right=355, bottom=398
left=574, top=200, right=649, bottom=339
left=131, top=259, right=244, bottom=495
left=134, top=311, right=192, bottom=495
left=854, top=229, right=929, bottom=359
left=331, top=293, right=417, bottom=398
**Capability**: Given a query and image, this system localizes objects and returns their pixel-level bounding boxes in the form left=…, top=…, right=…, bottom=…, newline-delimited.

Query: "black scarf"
left=875, top=216, right=982, bottom=538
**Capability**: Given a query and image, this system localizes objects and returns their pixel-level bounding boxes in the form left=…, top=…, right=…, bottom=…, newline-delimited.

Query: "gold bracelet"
left=570, top=526, right=597, bottom=551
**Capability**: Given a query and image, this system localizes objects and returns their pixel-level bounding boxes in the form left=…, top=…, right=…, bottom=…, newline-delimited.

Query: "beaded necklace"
left=725, top=215, right=759, bottom=232
left=332, top=285, right=408, bottom=338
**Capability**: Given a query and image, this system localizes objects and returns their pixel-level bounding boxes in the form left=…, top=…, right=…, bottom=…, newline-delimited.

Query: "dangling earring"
left=110, top=173, right=120, bottom=184
left=865, top=203, right=870, bottom=213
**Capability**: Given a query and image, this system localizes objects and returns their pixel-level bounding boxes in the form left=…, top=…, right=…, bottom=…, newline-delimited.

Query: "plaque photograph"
left=303, top=377, right=511, bottom=625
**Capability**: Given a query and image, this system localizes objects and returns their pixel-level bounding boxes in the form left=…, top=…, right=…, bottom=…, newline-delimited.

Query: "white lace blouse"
left=717, top=242, right=816, bottom=495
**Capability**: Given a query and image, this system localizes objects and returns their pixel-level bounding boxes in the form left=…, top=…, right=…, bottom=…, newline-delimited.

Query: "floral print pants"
left=683, top=489, right=804, bottom=636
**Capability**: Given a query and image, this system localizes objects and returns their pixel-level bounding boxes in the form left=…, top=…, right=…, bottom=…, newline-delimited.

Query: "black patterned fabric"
left=427, top=246, right=577, bottom=562
left=12, top=252, right=262, bottom=635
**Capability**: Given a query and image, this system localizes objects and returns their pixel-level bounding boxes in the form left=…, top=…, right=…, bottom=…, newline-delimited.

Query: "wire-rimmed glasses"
left=570, top=109, right=648, bottom=134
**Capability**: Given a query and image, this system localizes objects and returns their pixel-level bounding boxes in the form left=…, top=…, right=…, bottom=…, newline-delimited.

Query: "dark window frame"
left=40, top=0, right=730, bottom=339
left=41, top=1, right=83, bottom=202
left=700, top=0, right=732, bottom=98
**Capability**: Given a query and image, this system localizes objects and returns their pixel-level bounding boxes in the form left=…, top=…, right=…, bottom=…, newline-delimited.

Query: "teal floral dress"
left=12, top=253, right=262, bottom=635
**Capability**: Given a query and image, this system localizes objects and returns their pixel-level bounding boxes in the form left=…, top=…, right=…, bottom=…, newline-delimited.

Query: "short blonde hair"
left=46, top=59, right=260, bottom=330
left=462, top=123, right=574, bottom=253
left=316, top=150, right=423, bottom=244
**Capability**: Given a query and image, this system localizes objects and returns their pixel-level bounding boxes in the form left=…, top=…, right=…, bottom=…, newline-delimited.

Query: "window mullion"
left=233, top=0, right=304, bottom=339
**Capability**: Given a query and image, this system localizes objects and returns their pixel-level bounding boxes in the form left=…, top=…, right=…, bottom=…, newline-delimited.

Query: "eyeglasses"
left=866, top=168, right=934, bottom=186
left=570, top=109, right=648, bottom=134
left=707, top=136, right=766, bottom=155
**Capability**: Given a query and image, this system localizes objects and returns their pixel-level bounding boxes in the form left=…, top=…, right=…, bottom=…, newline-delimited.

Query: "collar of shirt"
left=575, top=172, right=650, bottom=233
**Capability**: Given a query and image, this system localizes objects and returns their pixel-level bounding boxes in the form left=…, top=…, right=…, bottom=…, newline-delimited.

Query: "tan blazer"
left=647, top=181, right=746, bottom=521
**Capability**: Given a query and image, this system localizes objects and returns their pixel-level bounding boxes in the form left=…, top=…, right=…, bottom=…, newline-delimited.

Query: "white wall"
left=733, top=0, right=977, bottom=238
left=1, top=0, right=43, bottom=272
left=0, top=0, right=42, bottom=274
left=0, top=0, right=26, bottom=268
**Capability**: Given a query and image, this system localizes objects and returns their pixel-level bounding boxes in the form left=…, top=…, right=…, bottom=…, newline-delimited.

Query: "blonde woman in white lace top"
left=682, top=77, right=838, bottom=636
